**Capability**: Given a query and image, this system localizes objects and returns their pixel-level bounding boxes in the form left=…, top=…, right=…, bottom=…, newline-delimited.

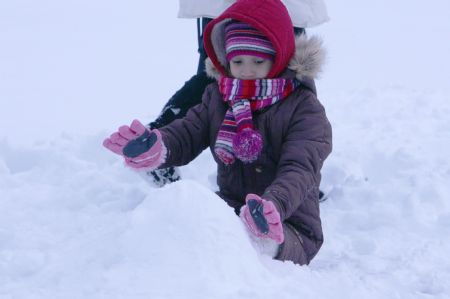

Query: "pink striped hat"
left=224, top=21, right=276, bottom=61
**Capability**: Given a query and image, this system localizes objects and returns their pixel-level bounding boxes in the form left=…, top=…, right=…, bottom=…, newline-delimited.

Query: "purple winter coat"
left=158, top=32, right=332, bottom=265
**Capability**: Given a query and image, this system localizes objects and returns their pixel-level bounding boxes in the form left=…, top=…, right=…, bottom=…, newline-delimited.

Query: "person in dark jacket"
left=103, top=0, right=332, bottom=265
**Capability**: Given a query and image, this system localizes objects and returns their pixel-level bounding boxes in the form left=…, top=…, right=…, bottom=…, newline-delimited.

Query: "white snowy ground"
left=1, top=1, right=450, bottom=298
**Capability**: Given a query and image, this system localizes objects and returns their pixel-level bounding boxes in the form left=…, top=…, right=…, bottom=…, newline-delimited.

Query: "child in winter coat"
left=103, top=0, right=332, bottom=265
left=148, top=0, right=329, bottom=187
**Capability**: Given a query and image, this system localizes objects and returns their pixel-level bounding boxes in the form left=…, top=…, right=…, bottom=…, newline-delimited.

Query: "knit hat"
left=224, top=21, right=276, bottom=61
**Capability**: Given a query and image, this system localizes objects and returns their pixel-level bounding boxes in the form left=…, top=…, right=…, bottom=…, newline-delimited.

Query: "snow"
left=1, top=0, right=450, bottom=298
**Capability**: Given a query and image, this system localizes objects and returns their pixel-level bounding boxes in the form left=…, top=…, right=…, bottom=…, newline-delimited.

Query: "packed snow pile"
left=1, top=86, right=450, bottom=298
left=0, top=136, right=269, bottom=298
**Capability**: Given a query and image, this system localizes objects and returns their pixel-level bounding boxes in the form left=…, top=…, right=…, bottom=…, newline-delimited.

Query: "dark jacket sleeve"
left=262, top=92, right=332, bottom=221
left=157, top=86, right=213, bottom=167
left=148, top=72, right=215, bottom=129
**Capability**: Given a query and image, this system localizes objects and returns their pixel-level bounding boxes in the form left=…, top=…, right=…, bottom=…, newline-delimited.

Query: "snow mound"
left=0, top=137, right=282, bottom=298
left=107, top=180, right=274, bottom=298
left=2, top=85, right=450, bottom=298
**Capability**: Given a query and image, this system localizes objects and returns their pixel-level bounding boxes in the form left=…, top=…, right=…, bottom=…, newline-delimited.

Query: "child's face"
left=229, top=55, right=273, bottom=80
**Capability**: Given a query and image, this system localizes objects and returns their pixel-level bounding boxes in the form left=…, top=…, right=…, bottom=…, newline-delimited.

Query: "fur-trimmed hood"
left=205, top=33, right=326, bottom=82
left=203, top=0, right=296, bottom=78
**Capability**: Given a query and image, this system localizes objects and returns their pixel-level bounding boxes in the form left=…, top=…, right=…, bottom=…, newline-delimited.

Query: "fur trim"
left=205, top=57, right=222, bottom=80
left=288, top=35, right=326, bottom=81
left=205, top=34, right=326, bottom=81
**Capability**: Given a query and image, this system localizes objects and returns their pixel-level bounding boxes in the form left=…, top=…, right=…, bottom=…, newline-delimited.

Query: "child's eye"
left=254, top=60, right=265, bottom=64
left=231, top=60, right=242, bottom=65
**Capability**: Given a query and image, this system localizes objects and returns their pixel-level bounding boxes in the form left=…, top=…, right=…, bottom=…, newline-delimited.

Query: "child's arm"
left=103, top=85, right=214, bottom=170
left=262, top=94, right=332, bottom=221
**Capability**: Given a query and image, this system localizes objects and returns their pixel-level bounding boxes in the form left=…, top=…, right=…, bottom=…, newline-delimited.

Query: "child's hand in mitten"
left=240, top=193, right=284, bottom=244
left=103, top=119, right=166, bottom=170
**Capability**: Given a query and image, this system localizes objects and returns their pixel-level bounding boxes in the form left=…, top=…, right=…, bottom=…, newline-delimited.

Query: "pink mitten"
left=240, top=193, right=284, bottom=244
left=103, top=119, right=166, bottom=170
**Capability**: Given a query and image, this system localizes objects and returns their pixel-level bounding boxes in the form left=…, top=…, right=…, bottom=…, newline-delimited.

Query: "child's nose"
left=242, top=66, right=255, bottom=77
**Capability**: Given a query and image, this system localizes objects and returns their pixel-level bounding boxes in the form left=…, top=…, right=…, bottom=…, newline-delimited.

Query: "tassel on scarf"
left=216, top=77, right=300, bottom=165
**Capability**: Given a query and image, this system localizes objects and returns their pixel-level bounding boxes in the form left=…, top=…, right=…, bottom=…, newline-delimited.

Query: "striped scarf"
left=215, top=77, right=300, bottom=165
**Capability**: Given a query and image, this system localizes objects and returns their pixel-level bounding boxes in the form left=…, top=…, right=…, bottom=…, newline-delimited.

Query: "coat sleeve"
left=157, top=85, right=213, bottom=167
left=262, top=93, right=332, bottom=221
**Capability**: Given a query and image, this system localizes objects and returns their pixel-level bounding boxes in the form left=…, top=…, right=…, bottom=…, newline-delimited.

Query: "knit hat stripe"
left=225, top=21, right=276, bottom=61
left=226, top=40, right=276, bottom=54
left=227, top=39, right=275, bottom=49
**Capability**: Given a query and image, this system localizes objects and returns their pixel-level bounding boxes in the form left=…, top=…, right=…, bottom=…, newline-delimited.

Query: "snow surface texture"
left=2, top=87, right=450, bottom=299
left=1, top=0, right=450, bottom=298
